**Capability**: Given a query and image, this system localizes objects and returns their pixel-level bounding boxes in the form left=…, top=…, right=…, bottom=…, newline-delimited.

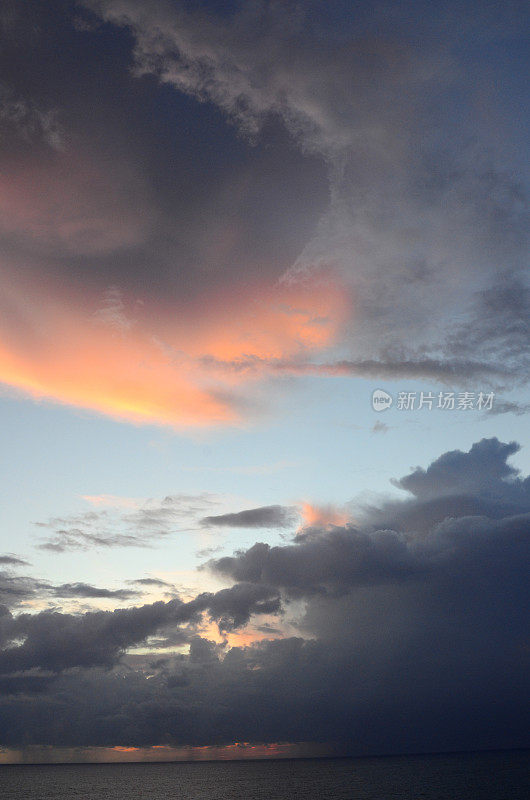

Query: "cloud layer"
left=0, top=0, right=527, bottom=429
left=1, top=437, right=528, bottom=754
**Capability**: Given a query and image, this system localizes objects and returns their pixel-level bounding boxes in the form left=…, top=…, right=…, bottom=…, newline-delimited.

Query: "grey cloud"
left=201, top=353, right=515, bottom=387
left=313, top=358, right=513, bottom=385
left=443, top=277, right=530, bottom=385
left=358, top=438, right=530, bottom=535
left=86, top=0, right=451, bottom=159
left=0, top=555, right=29, bottom=566
left=0, top=572, right=48, bottom=608
left=201, top=505, right=298, bottom=529
left=208, top=531, right=420, bottom=597
left=0, top=599, right=186, bottom=673
left=127, top=577, right=174, bottom=588
left=36, top=529, right=146, bottom=553
left=0, top=572, right=142, bottom=609
left=0, top=582, right=281, bottom=673
left=371, top=420, right=389, bottom=434
left=0, top=0, right=324, bottom=305
left=489, top=400, right=530, bottom=416
left=51, top=583, right=139, bottom=600
left=203, top=583, right=281, bottom=631
left=391, top=438, right=523, bottom=499
left=195, top=545, right=223, bottom=559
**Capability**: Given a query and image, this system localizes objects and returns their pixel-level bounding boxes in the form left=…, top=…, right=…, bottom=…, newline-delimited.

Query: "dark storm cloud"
left=209, top=439, right=530, bottom=596
left=1, top=437, right=529, bottom=753
left=0, top=582, right=281, bottom=673
left=201, top=505, right=298, bottom=529
left=209, top=530, right=423, bottom=597
left=391, top=438, right=522, bottom=498
left=210, top=509, right=530, bottom=597
left=204, top=583, right=281, bottom=631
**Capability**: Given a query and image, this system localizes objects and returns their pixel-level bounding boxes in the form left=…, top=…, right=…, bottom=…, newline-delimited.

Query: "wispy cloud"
left=35, top=494, right=220, bottom=552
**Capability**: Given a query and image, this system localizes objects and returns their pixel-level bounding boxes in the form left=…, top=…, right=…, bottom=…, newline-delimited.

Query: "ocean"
left=1, top=750, right=528, bottom=799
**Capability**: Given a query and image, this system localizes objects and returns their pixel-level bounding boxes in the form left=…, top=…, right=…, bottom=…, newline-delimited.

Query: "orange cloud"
left=81, top=494, right=143, bottom=509
left=197, top=617, right=283, bottom=649
left=300, top=502, right=351, bottom=528
left=0, top=264, right=348, bottom=428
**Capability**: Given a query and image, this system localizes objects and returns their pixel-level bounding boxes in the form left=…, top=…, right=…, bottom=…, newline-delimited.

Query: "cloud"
left=93, top=286, right=133, bottom=332
left=0, top=581, right=281, bottom=672
left=0, top=572, right=47, bottom=607
left=0, top=0, right=525, bottom=437
left=487, top=399, right=530, bottom=416
left=0, top=0, right=528, bottom=757
left=35, top=494, right=219, bottom=552
left=82, top=495, right=142, bottom=509
left=300, top=503, right=349, bottom=528
left=208, top=354, right=516, bottom=386
left=0, top=571, right=142, bottom=610
left=82, top=0, right=528, bottom=393
left=0, top=82, right=63, bottom=149
left=0, top=262, right=346, bottom=428
left=209, top=510, right=530, bottom=597
left=371, top=420, right=389, bottom=434
left=127, top=577, right=174, bottom=588
left=0, top=555, right=29, bottom=567
left=201, top=505, right=298, bottom=529
left=51, top=583, right=139, bottom=601
left=209, top=529, right=425, bottom=597
left=208, top=438, right=530, bottom=592
left=390, top=437, right=523, bottom=498
left=1, top=437, right=529, bottom=753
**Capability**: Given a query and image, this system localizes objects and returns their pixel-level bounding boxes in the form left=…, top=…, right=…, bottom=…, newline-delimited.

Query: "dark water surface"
left=1, top=750, right=528, bottom=799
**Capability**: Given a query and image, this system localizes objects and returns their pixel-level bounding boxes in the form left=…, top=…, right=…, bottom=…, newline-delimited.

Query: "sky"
left=0, top=0, right=528, bottom=764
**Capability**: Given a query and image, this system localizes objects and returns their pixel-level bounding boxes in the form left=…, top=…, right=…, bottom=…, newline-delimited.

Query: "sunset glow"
left=0, top=267, right=347, bottom=427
